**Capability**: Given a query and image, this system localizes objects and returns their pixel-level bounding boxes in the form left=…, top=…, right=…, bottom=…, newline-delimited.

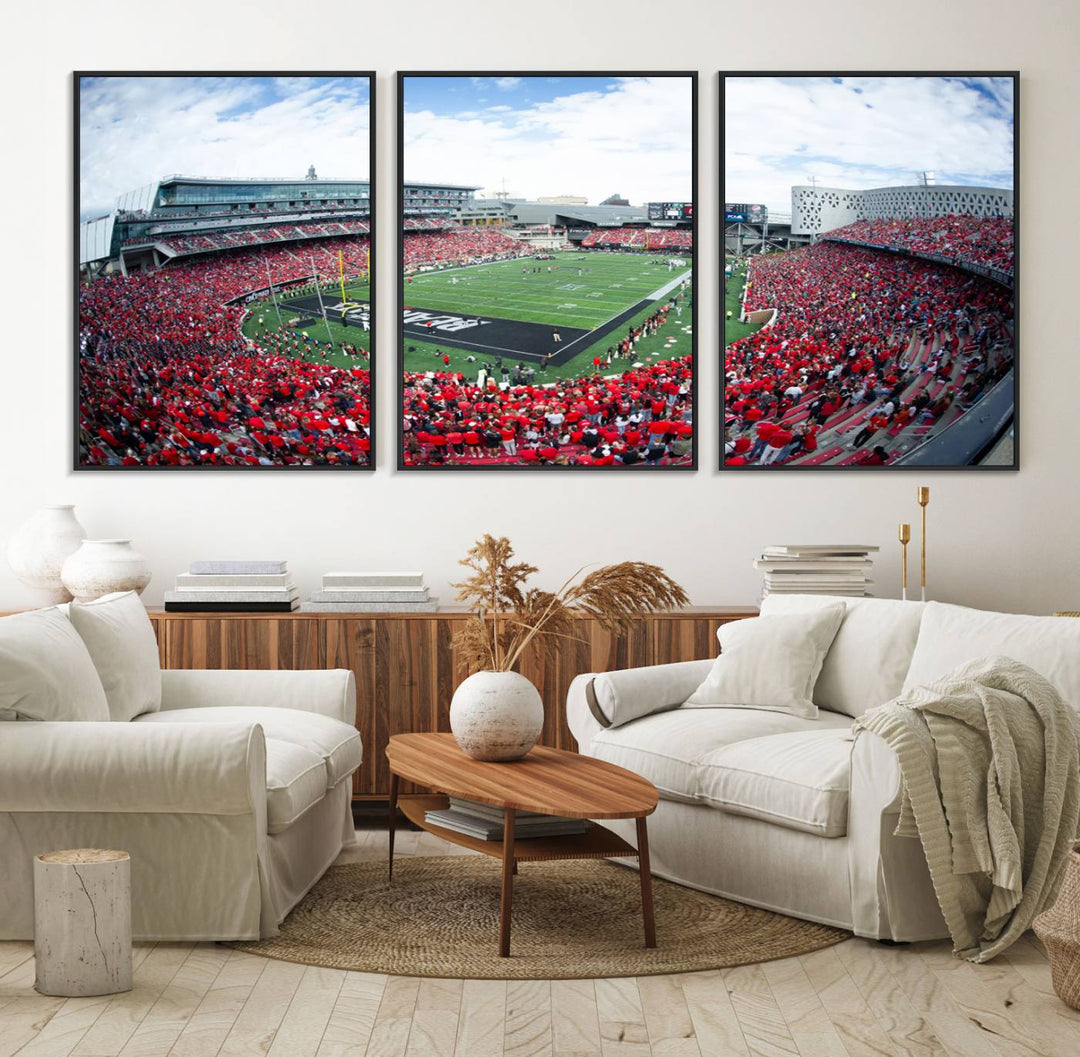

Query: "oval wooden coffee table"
left=386, top=732, right=659, bottom=958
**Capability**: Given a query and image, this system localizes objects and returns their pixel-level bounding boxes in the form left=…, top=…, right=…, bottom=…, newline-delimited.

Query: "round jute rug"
left=232, top=856, right=849, bottom=979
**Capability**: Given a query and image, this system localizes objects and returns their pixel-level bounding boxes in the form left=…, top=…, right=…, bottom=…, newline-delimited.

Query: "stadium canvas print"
left=398, top=73, right=696, bottom=469
left=723, top=73, right=1018, bottom=470
left=77, top=73, right=375, bottom=469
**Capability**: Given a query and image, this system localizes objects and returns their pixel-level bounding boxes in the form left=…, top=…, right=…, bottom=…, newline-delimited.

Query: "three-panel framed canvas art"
left=75, top=70, right=1017, bottom=472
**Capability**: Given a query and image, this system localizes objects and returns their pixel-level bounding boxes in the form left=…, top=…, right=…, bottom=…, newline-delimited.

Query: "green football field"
left=724, top=259, right=762, bottom=346
left=240, top=280, right=371, bottom=371
left=403, top=250, right=693, bottom=378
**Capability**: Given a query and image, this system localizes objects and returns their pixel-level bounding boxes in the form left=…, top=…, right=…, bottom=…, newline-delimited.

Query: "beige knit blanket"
left=856, top=656, right=1080, bottom=962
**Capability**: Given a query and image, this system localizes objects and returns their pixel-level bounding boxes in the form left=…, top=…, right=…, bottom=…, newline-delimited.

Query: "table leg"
left=388, top=772, right=399, bottom=884
left=636, top=815, right=657, bottom=948
left=499, top=808, right=516, bottom=957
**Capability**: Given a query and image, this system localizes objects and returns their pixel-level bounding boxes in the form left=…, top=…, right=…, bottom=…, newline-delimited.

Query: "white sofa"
left=0, top=594, right=361, bottom=941
left=567, top=596, right=1080, bottom=941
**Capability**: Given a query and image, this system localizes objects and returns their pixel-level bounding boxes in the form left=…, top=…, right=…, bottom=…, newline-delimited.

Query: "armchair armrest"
left=0, top=721, right=265, bottom=816
left=567, top=659, right=714, bottom=749
left=160, top=668, right=356, bottom=725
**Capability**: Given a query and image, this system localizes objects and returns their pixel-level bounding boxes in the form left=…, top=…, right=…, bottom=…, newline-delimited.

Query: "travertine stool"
left=34, top=849, right=132, bottom=997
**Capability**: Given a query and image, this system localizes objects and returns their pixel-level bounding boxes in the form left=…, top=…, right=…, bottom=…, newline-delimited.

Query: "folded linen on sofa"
left=855, top=656, right=1080, bottom=961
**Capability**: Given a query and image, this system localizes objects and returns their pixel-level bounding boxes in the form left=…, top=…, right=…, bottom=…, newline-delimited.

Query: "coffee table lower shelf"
left=398, top=795, right=638, bottom=860
left=391, top=793, right=656, bottom=957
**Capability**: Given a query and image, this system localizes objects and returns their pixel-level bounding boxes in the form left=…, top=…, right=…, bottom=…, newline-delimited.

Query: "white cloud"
left=404, top=77, right=692, bottom=205
left=724, top=76, right=1014, bottom=214
left=80, top=76, right=371, bottom=215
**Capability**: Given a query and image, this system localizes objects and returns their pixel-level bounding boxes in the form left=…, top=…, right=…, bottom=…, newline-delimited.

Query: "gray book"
left=299, top=599, right=438, bottom=613
left=190, top=560, right=288, bottom=575
left=309, top=588, right=430, bottom=603
left=322, top=571, right=424, bottom=588
left=166, top=588, right=299, bottom=603
left=176, top=573, right=294, bottom=589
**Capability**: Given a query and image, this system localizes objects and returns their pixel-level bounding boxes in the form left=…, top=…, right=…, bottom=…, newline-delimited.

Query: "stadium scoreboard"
left=648, top=202, right=693, bottom=221
left=725, top=203, right=768, bottom=224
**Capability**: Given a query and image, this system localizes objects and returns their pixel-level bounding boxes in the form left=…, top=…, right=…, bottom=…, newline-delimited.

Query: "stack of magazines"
left=424, top=797, right=589, bottom=840
left=753, top=544, right=878, bottom=598
left=300, top=571, right=436, bottom=613
left=164, top=560, right=298, bottom=612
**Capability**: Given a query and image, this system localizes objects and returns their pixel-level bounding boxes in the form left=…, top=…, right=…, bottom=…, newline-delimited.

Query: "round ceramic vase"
left=6, top=505, right=87, bottom=605
left=61, top=540, right=152, bottom=603
left=449, top=670, right=544, bottom=762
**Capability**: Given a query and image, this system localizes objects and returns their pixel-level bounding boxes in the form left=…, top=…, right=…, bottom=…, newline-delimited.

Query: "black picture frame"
left=74, top=70, right=377, bottom=471
left=397, top=70, right=698, bottom=472
left=721, top=71, right=1019, bottom=472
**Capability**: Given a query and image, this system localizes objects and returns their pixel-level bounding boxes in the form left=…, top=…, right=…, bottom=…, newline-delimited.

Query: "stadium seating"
left=78, top=236, right=372, bottom=467
left=822, top=215, right=1013, bottom=279
left=581, top=227, right=693, bottom=251
left=724, top=240, right=1014, bottom=467
left=403, top=228, right=529, bottom=270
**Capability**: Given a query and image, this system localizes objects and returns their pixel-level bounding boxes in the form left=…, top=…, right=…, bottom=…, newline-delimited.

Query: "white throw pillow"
left=760, top=594, right=925, bottom=716
left=68, top=592, right=162, bottom=722
left=903, top=601, right=1080, bottom=713
left=684, top=605, right=846, bottom=719
left=0, top=608, right=110, bottom=721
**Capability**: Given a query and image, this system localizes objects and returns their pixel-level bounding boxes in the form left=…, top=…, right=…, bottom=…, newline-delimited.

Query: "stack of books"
left=299, top=571, right=437, bottom=613
left=424, top=797, right=589, bottom=841
left=753, top=545, right=878, bottom=598
left=164, top=560, right=298, bottom=612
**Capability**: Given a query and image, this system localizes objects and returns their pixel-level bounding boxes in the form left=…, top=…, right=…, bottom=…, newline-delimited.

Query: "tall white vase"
left=6, top=505, right=87, bottom=605
left=61, top=540, right=152, bottom=603
left=449, top=671, right=544, bottom=762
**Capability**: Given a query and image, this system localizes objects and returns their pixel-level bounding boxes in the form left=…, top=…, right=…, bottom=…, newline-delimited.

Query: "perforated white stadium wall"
left=790, top=184, right=1014, bottom=236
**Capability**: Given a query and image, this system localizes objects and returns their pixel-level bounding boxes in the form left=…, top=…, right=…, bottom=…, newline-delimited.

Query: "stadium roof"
left=158, top=174, right=369, bottom=186
left=505, top=201, right=648, bottom=226
left=403, top=179, right=481, bottom=190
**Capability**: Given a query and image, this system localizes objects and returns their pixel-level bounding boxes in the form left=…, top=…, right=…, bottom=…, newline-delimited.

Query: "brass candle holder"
left=898, top=522, right=911, bottom=601
left=917, top=486, right=930, bottom=601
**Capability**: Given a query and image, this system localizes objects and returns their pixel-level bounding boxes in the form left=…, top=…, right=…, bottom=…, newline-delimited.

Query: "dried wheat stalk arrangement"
left=453, top=534, right=688, bottom=673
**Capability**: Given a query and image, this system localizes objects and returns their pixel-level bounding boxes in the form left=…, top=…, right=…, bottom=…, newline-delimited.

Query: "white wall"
left=1, top=0, right=1077, bottom=616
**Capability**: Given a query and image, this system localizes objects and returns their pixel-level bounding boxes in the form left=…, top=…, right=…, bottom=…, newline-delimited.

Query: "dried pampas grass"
left=453, top=534, right=688, bottom=673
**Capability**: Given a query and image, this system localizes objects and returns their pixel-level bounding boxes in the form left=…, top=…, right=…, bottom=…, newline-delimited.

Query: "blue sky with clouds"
left=725, top=76, right=1014, bottom=215
left=80, top=76, right=370, bottom=216
left=403, top=75, right=693, bottom=206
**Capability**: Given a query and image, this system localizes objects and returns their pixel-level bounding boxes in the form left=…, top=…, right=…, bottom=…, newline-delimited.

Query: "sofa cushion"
left=589, top=705, right=852, bottom=804
left=903, top=602, right=1080, bottom=711
left=698, top=729, right=854, bottom=837
left=684, top=606, right=845, bottom=718
left=760, top=594, right=925, bottom=717
left=68, top=592, right=162, bottom=721
left=588, top=659, right=714, bottom=729
left=265, top=739, right=328, bottom=833
left=0, top=608, right=110, bottom=722
left=136, top=705, right=362, bottom=788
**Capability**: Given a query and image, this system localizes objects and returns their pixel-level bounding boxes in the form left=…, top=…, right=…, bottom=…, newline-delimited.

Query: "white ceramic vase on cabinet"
left=61, top=540, right=152, bottom=603
left=449, top=670, right=544, bottom=761
left=6, top=505, right=87, bottom=605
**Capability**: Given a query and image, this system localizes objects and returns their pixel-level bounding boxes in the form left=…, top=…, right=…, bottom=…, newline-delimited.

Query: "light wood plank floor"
left=3, top=825, right=1078, bottom=1057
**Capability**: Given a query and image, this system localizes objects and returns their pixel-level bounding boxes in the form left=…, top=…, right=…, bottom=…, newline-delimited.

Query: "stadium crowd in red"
left=724, top=239, right=1013, bottom=466
left=78, top=236, right=372, bottom=467
left=403, top=355, right=693, bottom=467
left=157, top=220, right=370, bottom=257
left=824, top=215, right=1013, bottom=279
left=581, top=227, right=693, bottom=251
left=402, top=229, right=530, bottom=270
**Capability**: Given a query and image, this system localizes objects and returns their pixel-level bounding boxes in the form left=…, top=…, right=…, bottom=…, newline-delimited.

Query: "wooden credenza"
left=141, top=607, right=757, bottom=799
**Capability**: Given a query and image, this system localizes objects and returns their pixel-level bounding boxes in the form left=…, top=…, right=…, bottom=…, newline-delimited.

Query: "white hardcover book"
left=165, top=588, right=299, bottom=603
left=298, top=600, right=438, bottom=613
left=309, top=588, right=430, bottom=603
left=322, top=571, right=425, bottom=588
left=190, top=560, right=288, bottom=575
left=176, top=573, right=293, bottom=589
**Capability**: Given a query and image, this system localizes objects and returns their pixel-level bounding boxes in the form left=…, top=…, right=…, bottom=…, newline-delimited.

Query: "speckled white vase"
left=450, top=671, right=544, bottom=762
left=61, top=540, right=152, bottom=603
left=6, top=505, right=87, bottom=605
